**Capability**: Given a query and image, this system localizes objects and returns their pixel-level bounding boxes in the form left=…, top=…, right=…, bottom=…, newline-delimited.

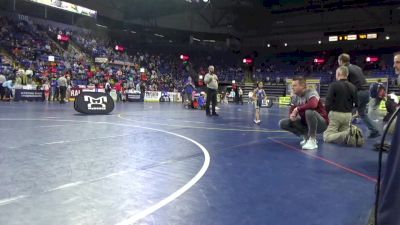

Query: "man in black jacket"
left=338, top=53, right=380, bottom=138
left=323, top=66, right=358, bottom=144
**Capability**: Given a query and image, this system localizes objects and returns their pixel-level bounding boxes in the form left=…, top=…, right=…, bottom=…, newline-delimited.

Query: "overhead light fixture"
left=284, top=43, right=288, bottom=47
left=386, top=36, right=390, bottom=40
left=267, top=43, right=271, bottom=48
left=203, top=39, right=216, bottom=43
left=192, top=37, right=201, bottom=42
left=318, top=40, right=322, bottom=44
left=131, top=31, right=136, bottom=34
left=154, top=34, right=165, bottom=38
left=95, top=24, right=107, bottom=28
left=203, top=0, right=209, bottom=2
left=169, top=40, right=173, bottom=43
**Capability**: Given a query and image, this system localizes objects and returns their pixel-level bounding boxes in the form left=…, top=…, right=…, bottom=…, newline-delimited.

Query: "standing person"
left=323, top=66, right=358, bottom=144
left=338, top=53, right=380, bottom=138
left=204, top=65, right=219, bottom=117
left=0, top=73, right=6, bottom=100
left=57, top=74, right=67, bottom=104
left=238, top=87, right=244, bottom=105
left=105, top=79, right=112, bottom=95
left=253, top=82, right=266, bottom=124
left=115, top=81, right=122, bottom=102
left=279, top=76, right=329, bottom=150
left=140, top=82, right=146, bottom=102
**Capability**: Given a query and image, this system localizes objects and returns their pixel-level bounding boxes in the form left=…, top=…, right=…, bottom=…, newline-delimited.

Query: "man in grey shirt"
left=204, top=65, right=219, bottom=116
left=57, top=74, right=68, bottom=104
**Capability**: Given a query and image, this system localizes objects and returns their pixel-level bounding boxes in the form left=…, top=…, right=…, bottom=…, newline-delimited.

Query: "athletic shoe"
left=300, top=136, right=307, bottom=146
left=212, top=113, right=219, bottom=117
left=302, top=138, right=318, bottom=150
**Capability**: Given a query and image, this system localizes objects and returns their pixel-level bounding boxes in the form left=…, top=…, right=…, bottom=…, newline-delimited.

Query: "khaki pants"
left=323, top=111, right=353, bottom=144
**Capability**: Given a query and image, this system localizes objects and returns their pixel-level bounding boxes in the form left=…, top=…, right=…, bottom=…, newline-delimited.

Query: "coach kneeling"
left=279, top=76, right=329, bottom=150
left=323, top=66, right=358, bottom=144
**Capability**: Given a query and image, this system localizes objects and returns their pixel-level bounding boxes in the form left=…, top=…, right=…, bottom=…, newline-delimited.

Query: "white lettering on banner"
left=21, top=91, right=43, bottom=97
left=70, top=89, right=82, bottom=97
left=95, top=58, right=108, bottom=64
left=144, top=91, right=161, bottom=102
left=167, top=92, right=182, bottom=102
left=84, top=96, right=107, bottom=110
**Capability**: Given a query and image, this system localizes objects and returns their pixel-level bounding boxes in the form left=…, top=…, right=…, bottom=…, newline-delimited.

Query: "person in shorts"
left=253, top=81, right=266, bottom=124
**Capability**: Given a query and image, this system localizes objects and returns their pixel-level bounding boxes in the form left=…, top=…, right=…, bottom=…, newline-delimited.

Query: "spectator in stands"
left=279, top=76, right=328, bottom=150
left=57, top=74, right=67, bottom=104
left=394, top=52, right=400, bottom=87
left=323, top=66, right=358, bottom=144
left=369, top=80, right=386, bottom=121
left=204, top=65, right=219, bottom=116
left=338, top=53, right=380, bottom=138
left=0, top=73, right=5, bottom=100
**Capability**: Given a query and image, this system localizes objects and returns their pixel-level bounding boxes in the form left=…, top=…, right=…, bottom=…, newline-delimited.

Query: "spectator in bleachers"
left=395, top=52, right=400, bottom=87
left=323, top=66, right=358, bottom=145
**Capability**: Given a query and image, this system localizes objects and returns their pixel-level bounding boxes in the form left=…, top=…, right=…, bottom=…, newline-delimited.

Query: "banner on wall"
left=144, top=91, right=162, bottom=102
left=14, top=90, right=45, bottom=101
left=74, top=92, right=114, bottom=114
left=68, top=87, right=82, bottom=101
left=168, top=92, right=182, bottom=102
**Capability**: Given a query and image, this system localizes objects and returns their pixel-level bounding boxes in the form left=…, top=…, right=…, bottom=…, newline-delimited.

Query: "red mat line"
left=269, top=138, right=377, bottom=183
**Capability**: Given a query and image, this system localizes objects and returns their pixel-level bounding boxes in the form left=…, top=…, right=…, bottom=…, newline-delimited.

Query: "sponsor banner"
left=126, top=92, right=141, bottom=102
left=74, top=92, right=114, bottom=114
left=95, top=57, right=108, bottom=64
left=168, top=92, right=182, bottom=102
left=144, top=91, right=161, bottom=102
left=68, top=87, right=82, bottom=101
left=14, top=90, right=45, bottom=101
left=278, top=96, right=291, bottom=106
left=110, top=60, right=135, bottom=66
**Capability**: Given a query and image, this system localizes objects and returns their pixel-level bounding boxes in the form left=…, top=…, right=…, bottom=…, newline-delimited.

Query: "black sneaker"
left=368, top=132, right=381, bottom=139
left=212, top=113, right=219, bottom=117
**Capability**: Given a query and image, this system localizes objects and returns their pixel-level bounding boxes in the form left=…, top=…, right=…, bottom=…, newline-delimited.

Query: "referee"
left=204, top=65, right=219, bottom=117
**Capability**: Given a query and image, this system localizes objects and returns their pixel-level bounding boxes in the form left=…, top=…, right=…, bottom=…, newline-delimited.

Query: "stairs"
left=242, top=82, right=255, bottom=102
left=388, top=85, right=400, bottom=95
left=320, top=84, right=329, bottom=98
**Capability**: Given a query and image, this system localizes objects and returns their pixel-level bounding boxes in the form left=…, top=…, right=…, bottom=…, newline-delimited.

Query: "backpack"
left=346, top=124, right=365, bottom=147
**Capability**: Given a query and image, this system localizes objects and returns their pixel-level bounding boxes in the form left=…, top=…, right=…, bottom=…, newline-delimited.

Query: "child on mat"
left=253, top=81, right=266, bottom=124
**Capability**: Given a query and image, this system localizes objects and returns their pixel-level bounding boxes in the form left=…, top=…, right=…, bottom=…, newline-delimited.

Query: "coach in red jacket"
left=279, top=76, right=329, bottom=150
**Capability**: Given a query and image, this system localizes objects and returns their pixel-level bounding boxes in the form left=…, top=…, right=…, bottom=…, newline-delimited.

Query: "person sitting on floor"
left=323, top=66, right=358, bottom=145
left=279, top=76, right=329, bottom=150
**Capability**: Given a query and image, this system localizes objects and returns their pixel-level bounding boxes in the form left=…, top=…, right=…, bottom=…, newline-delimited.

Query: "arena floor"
left=0, top=102, right=380, bottom=225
